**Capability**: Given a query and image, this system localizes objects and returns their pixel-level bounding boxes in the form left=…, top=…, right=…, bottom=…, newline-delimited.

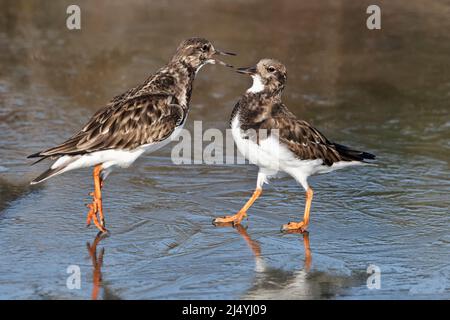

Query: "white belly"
left=232, top=117, right=275, bottom=171
left=231, top=116, right=309, bottom=173
left=51, top=123, right=186, bottom=173
left=231, top=115, right=363, bottom=189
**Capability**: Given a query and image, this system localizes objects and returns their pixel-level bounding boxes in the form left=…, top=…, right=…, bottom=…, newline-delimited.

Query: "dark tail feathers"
left=333, top=143, right=376, bottom=162
left=30, top=166, right=67, bottom=185
left=27, top=151, right=50, bottom=165
left=27, top=151, right=43, bottom=159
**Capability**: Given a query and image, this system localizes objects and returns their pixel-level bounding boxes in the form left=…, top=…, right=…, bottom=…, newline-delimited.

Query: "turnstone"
left=213, top=59, right=375, bottom=232
left=28, top=37, right=235, bottom=233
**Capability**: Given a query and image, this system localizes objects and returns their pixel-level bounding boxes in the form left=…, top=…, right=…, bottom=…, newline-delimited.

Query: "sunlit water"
left=0, top=0, right=449, bottom=299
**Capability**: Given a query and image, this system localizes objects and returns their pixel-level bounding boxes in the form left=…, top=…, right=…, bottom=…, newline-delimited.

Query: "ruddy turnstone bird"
left=28, top=37, right=235, bottom=233
left=213, top=59, right=375, bottom=232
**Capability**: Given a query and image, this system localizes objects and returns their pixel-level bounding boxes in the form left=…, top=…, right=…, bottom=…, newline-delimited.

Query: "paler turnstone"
left=213, top=59, right=375, bottom=232
left=28, top=37, right=235, bottom=233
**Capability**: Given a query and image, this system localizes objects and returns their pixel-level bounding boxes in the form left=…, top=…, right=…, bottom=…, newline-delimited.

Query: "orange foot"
left=213, top=211, right=247, bottom=226
left=86, top=202, right=97, bottom=226
left=281, top=221, right=308, bottom=233
left=86, top=194, right=107, bottom=233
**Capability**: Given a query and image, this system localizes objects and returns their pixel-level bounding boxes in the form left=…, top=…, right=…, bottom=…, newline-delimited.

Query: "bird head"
left=237, top=59, right=287, bottom=94
left=171, top=37, right=235, bottom=71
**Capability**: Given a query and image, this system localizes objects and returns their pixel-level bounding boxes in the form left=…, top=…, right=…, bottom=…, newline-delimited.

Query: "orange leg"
left=213, top=188, right=262, bottom=226
left=86, top=201, right=99, bottom=227
left=93, top=165, right=105, bottom=228
left=86, top=165, right=107, bottom=233
left=282, top=187, right=313, bottom=233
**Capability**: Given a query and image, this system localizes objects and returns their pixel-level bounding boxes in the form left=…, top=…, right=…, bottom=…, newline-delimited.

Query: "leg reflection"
left=238, top=229, right=315, bottom=299
left=233, top=226, right=312, bottom=274
left=86, top=231, right=108, bottom=300
left=234, top=225, right=261, bottom=257
left=302, top=232, right=312, bottom=272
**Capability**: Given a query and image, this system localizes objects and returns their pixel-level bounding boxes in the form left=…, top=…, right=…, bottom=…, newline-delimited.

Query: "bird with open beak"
left=28, top=37, right=235, bottom=233
left=213, top=59, right=375, bottom=232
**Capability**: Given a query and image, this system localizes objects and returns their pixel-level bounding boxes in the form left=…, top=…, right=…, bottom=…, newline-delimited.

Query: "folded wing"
left=261, top=115, right=375, bottom=166
left=28, top=93, right=185, bottom=160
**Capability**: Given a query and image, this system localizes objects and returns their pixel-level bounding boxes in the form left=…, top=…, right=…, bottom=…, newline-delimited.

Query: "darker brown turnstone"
left=213, top=59, right=375, bottom=232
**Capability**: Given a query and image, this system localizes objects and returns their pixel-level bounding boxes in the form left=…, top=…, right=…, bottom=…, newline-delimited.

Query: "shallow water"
left=0, top=0, right=449, bottom=299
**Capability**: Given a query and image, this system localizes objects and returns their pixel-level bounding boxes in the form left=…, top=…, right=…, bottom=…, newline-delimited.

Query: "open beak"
left=211, top=49, right=236, bottom=68
left=215, top=49, right=236, bottom=56
left=236, top=66, right=257, bottom=75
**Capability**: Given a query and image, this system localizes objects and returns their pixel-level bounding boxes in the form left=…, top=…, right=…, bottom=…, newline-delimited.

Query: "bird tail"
left=27, top=151, right=51, bottom=166
left=333, top=143, right=376, bottom=162
left=29, top=155, right=79, bottom=185
left=30, top=166, right=68, bottom=185
left=27, top=151, right=43, bottom=159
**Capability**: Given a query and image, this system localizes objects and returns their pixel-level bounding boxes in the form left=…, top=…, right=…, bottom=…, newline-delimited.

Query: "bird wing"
left=262, top=110, right=375, bottom=165
left=29, top=93, right=185, bottom=158
left=260, top=115, right=343, bottom=166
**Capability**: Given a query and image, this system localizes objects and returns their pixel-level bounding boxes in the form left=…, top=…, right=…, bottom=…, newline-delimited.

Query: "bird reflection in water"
left=234, top=226, right=357, bottom=299
left=86, top=232, right=108, bottom=300
left=232, top=225, right=332, bottom=299
left=234, top=225, right=311, bottom=273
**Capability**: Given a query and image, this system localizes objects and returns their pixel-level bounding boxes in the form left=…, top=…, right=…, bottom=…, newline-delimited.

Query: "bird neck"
left=245, top=90, right=283, bottom=105
left=230, top=91, right=281, bottom=126
left=168, top=60, right=197, bottom=108
left=168, top=60, right=197, bottom=107
left=142, top=60, right=197, bottom=109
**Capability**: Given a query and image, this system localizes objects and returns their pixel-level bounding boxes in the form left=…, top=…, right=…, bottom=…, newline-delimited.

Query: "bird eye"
left=267, top=66, right=276, bottom=73
left=201, top=44, right=209, bottom=52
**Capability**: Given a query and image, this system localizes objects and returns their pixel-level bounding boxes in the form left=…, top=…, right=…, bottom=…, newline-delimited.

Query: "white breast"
left=231, top=115, right=292, bottom=173
left=247, top=75, right=265, bottom=93
left=231, top=114, right=362, bottom=190
left=51, top=121, right=187, bottom=176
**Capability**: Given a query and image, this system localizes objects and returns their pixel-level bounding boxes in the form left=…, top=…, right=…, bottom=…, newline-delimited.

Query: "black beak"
left=236, top=66, right=257, bottom=75
left=214, top=49, right=236, bottom=56
left=212, top=49, right=236, bottom=68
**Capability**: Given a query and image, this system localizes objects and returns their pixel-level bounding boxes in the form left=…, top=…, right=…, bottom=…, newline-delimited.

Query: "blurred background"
left=0, top=0, right=449, bottom=299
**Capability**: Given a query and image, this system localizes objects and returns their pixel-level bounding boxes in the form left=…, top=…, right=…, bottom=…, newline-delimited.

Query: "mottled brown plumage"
left=27, top=37, right=234, bottom=233
left=29, top=38, right=233, bottom=162
left=29, top=37, right=234, bottom=171
left=213, top=59, right=375, bottom=232
left=232, top=59, right=375, bottom=166
left=34, top=94, right=184, bottom=157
